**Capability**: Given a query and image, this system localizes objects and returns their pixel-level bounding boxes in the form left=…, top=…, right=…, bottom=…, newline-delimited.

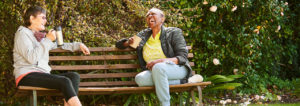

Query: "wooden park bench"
left=15, top=46, right=211, bottom=106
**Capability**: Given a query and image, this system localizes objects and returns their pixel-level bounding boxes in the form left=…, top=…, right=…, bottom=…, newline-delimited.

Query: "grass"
left=249, top=103, right=300, bottom=106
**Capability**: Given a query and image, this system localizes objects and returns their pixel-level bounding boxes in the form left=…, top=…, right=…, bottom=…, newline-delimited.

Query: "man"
left=116, top=8, right=192, bottom=106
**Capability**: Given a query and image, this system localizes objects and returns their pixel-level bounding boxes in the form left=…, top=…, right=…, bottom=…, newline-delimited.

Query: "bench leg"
left=185, top=91, right=191, bottom=106
left=197, top=86, right=203, bottom=106
left=179, top=92, right=183, bottom=106
left=191, top=90, right=196, bottom=106
left=29, top=93, right=32, bottom=106
left=30, top=90, right=37, bottom=106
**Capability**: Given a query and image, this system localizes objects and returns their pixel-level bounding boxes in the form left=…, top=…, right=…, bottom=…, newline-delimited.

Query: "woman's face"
left=29, top=13, right=47, bottom=31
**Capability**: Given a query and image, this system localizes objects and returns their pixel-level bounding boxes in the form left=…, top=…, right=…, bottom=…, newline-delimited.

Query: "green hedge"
left=156, top=0, right=299, bottom=95
left=0, top=0, right=299, bottom=105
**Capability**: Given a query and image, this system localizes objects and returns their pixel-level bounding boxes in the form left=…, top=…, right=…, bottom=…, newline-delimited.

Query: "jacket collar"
left=144, top=25, right=166, bottom=41
left=159, top=26, right=166, bottom=41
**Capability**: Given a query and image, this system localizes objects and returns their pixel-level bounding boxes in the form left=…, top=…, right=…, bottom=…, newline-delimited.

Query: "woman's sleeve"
left=14, top=32, right=53, bottom=64
left=50, top=41, right=81, bottom=52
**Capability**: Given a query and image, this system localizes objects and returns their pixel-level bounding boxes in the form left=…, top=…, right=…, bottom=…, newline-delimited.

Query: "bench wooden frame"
left=16, top=46, right=211, bottom=106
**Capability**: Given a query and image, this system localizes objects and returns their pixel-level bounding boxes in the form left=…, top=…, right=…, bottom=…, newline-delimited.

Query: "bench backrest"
left=49, top=46, right=194, bottom=87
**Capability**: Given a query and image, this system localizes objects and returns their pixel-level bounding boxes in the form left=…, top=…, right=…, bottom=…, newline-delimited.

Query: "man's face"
left=146, top=9, right=164, bottom=29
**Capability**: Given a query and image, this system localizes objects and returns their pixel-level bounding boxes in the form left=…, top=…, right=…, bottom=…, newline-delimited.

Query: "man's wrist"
left=123, top=41, right=129, bottom=47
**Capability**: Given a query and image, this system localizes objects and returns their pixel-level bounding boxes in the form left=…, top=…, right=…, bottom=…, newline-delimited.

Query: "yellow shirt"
left=143, top=30, right=166, bottom=63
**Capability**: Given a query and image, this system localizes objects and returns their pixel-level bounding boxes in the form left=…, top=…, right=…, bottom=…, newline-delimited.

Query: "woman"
left=13, top=6, right=90, bottom=106
left=116, top=8, right=192, bottom=106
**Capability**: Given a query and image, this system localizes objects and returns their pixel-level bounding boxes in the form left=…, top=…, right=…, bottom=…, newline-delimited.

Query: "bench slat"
left=16, top=81, right=211, bottom=96
left=16, top=87, right=194, bottom=96
left=49, top=53, right=194, bottom=61
left=50, top=55, right=137, bottom=61
left=51, top=62, right=194, bottom=70
left=79, top=81, right=137, bottom=87
left=79, top=82, right=211, bottom=95
left=18, top=82, right=211, bottom=91
left=80, top=71, right=195, bottom=79
left=80, top=82, right=211, bottom=91
left=80, top=73, right=138, bottom=78
left=51, top=64, right=140, bottom=70
left=50, top=46, right=192, bottom=52
left=50, top=47, right=134, bottom=52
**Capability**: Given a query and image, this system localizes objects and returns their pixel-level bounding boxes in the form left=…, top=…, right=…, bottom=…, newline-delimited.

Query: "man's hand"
left=146, top=58, right=179, bottom=70
left=123, top=37, right=134, bottom=47
left=79, top=43, right=90, bottom=55
left=146, top=59, right=165, bottom=70
left=46, top=29, right=56, bottom=41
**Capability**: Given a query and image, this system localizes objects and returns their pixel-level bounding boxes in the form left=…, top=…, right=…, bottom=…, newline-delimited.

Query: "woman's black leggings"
left=18, top=72, right=80, bottom=102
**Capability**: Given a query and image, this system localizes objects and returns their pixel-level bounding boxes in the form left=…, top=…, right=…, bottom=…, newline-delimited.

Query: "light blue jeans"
left=135, top=62, right=188, bottom=106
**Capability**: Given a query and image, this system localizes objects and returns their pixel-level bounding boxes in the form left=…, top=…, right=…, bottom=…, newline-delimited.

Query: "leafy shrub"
left=205, top=74, right=243, bottom=91
left=0, top=0, right=299, bottom=105
left=148, top=0, right=299, bottom=95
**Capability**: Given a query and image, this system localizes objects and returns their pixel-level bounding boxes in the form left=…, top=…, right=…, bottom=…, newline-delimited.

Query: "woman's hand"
left=79, top=43, right=90, bottom=55
left=46, top=29, right=56, bottom=41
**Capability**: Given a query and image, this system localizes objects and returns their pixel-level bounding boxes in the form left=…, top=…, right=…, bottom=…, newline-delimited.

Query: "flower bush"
left=0, top=0, right=299, bottom=105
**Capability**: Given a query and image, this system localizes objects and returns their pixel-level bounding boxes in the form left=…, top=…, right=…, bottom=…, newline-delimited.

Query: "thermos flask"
left=55, top=26, right=64, bottom=47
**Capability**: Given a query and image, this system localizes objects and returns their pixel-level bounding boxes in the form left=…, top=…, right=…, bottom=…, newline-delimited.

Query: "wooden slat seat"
left=49, top=53, right=193, bottom=61
left=51, top=64, right=140, bottom=70
left=79, top=81, right=137, bottom=87
left=79, top=72, right=139, bottom=78
left=16, top=46, right=211, bottom=106
left=49, top=46, right=192, bottom=52
left=51, top=62, right=194, bottom=71
left=18, top=82, right=211, bottom=95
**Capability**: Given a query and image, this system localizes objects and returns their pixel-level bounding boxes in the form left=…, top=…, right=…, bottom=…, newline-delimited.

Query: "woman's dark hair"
left=23, top=6, right=46, bottom=27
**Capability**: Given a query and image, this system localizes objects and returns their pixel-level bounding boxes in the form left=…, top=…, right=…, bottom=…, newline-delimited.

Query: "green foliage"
left=122, top=93, right=160, bottom=106
left=124, top=95, right=133, bottom=106
left=148, top=0, right=299, bottom=96
left=0, top=0, right=148, bottom=104
left=293, top=79, right=300, bottom=96
left=205, top=74, right=243, bottom=91
left=0, top=0, right=299, bottom=105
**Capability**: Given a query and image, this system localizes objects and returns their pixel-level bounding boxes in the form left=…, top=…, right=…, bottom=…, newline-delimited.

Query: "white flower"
left=244, top=101, right=251, bottom=105
left=231, top=6, right=237, bottom=12
left=253, top=29, right=259, bottom=34
left=233, top=100, right=237, bottom=104
left=285, top=2, right=288, bottom=5
left=260, top=96, right=265, bottom=100
left=242, top=97, right=247, bottom=101
left=188, top=74, right=203, bottom=83
left=277, top=25, right=281, bottom=30
left=219, top=100, right=227, bottom=105
left=203, top=0, right=208, bottom=5
left=210, top=6, right=217, bottom=12
left=277, top=95, right=282, bottom=100
left=213, top=58, right=220, bottom=65
left=275, top=25, right=281, bottom=32
left=233, top=69, right=238, bottom=75
left=254, top=95, right=260, bottom=100
left=225, top=99, right=232, bottom=103
left=281, top=12, right=284, bottom=16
